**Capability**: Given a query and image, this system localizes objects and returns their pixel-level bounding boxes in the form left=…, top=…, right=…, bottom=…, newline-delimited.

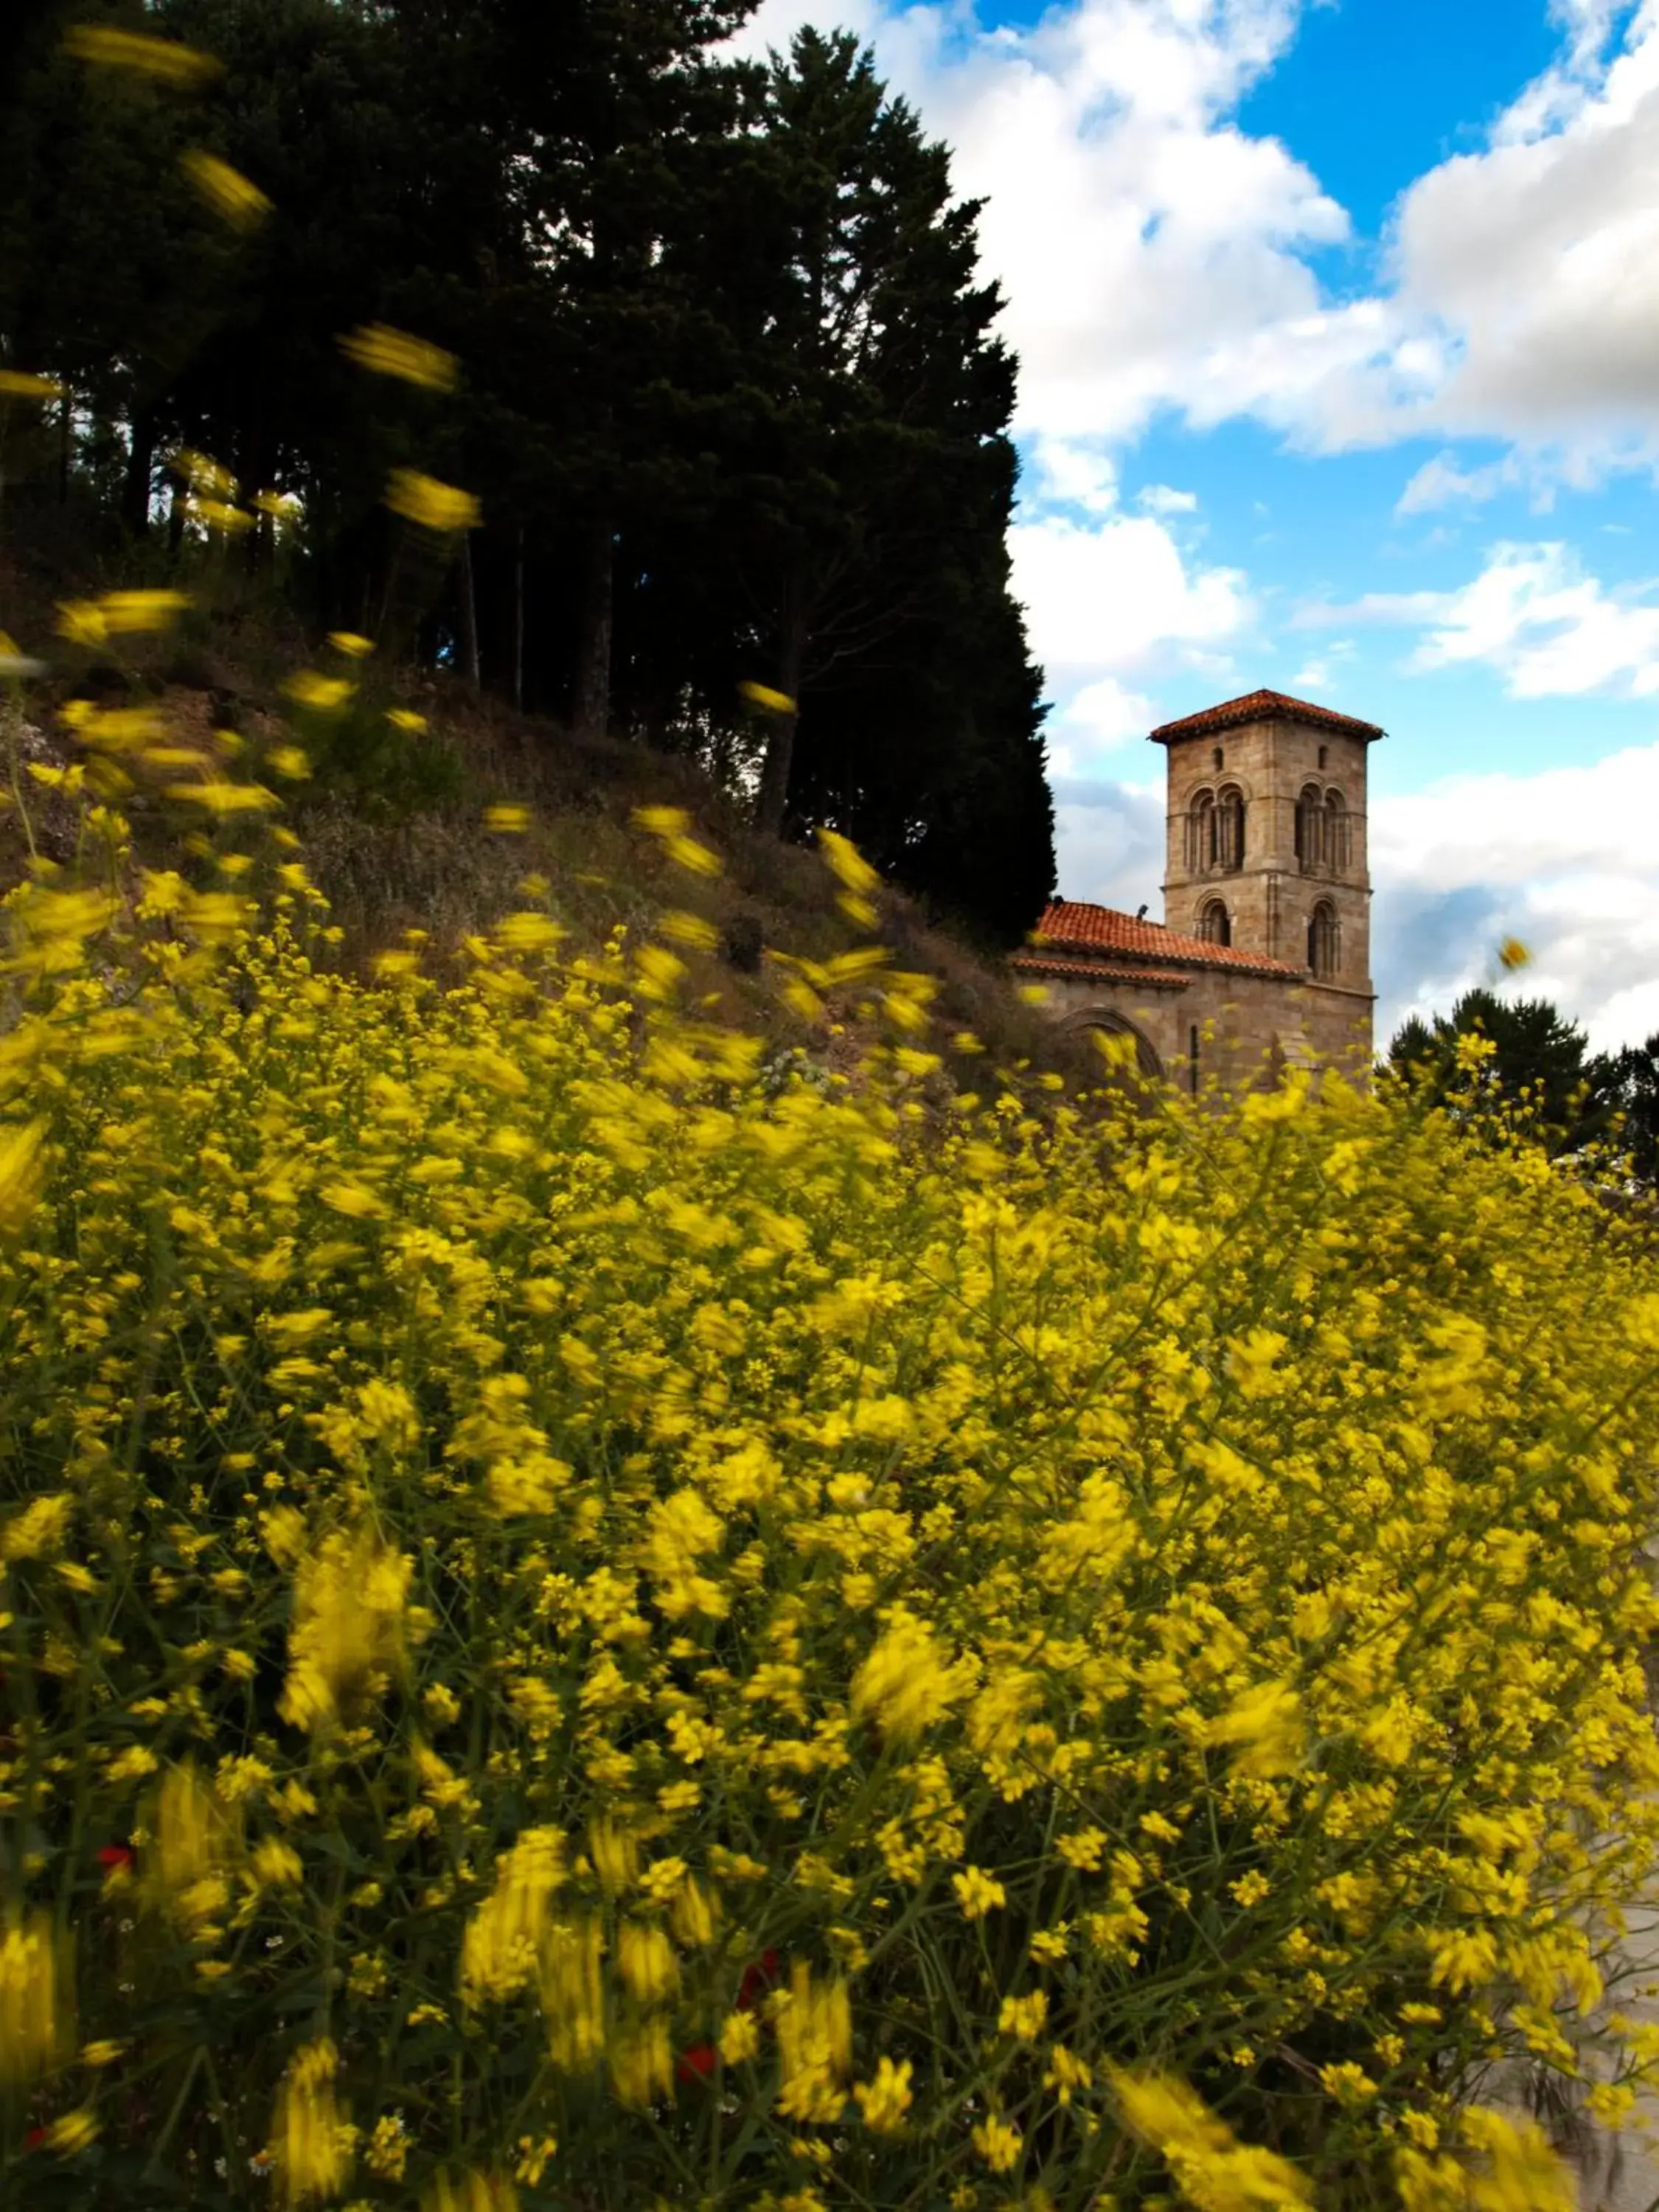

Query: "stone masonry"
left=1012, top=689, right=1382, bottom=1090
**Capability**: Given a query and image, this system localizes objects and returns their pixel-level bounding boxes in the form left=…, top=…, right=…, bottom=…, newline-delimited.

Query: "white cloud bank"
left=736, top=0, right=1659, bottom=472
left=1372, top=742, right=1659, bottom=1051
left=1300, top=541, right=1659, bottom=701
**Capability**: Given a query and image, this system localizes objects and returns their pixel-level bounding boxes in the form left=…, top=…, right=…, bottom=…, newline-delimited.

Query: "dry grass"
left=1, top=553, right=1099, bottom=1094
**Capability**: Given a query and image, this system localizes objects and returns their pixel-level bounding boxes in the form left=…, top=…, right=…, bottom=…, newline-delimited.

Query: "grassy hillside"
left=0, top=538, right=1089, bottom=1096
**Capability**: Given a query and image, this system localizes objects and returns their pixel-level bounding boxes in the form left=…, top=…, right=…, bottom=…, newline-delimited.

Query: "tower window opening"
left=1215, top=786, right=1245, bottom=872
left=1187, top=789, right=1215, bottom=873
left=1318, top=744, right=1328, bottom=769
left=1213, top=745, right=1224, bottom=771
left=1198, top=898, right=1231, bottom=946
left=1295, top=782, right=1324, bottom=870
left=1325, top=789, right=1349, bottom=871
left=1308, top=900, right=1339, bottom=978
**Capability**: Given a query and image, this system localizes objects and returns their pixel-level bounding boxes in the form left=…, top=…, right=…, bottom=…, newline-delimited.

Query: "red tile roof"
left=1014, top=900, right=1304, bottom=982
left=1012, top=953, right=1192, bottom=990
left=1148, top=689, right=1384, bottom=745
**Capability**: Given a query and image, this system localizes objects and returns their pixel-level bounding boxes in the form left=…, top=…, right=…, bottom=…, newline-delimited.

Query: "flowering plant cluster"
left=1, top=627, right=1659, bottom=2212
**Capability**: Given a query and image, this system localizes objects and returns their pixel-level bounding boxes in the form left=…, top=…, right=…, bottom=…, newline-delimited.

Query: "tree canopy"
left=1387, top=988, right=1618, bottom=1157
left=0, top=0, right=1054, bottom=942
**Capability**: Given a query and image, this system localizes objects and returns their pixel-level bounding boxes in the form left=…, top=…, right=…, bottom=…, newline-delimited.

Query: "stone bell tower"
left=1150, top=688, right=1382, bottom=1065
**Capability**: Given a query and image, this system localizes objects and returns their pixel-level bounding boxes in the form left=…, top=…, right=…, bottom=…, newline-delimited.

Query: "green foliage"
left=1, top=0, right=1054, bottom=943
left=1387, top=987, right=1618, bottom=1157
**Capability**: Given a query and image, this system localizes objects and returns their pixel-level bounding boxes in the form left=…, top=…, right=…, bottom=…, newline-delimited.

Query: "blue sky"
left=735, top=0, right=1659, bottom=1046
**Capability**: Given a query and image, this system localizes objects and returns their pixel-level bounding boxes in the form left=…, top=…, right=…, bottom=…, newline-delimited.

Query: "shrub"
left=2, top=751, right=1659, bottom=2211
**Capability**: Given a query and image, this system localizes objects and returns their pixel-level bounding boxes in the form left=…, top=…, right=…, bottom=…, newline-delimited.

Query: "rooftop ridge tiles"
left=1148, top=688, right=1384, bottom=745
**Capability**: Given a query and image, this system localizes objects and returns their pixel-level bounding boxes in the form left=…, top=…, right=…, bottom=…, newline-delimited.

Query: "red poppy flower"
left=676, top=2042, right=718, bottom=2084
left=97, top=1846, right=135, bottom=1871
left=23, top=2129, right=46, bottom=2151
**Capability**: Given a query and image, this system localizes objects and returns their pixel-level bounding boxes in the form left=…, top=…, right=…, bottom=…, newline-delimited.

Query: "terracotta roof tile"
left=1020, top=900, right=1304, bottom=982
left=1009, top=953, right=1192, bottom=990
left=1148, top=689, right=1384, bottom=745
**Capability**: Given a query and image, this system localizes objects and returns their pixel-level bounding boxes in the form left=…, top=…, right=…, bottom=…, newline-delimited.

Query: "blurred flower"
left=740, top=679, right=797, bottom=715
left=484, top=804, right=532, bottom=832
left=388, top=708, right=428, bottom=734
left=0, top=369, right=63, bottom=401
left=180, top=149, right=271, bottom=229
left=327, top=630, right=375, bottom=658
left=339, top=324, right=458, bottom=392
left=1498, top=938, right=1531, bottom=972
left=385, top=469, right=479, bottom=532
left=63, top=25, right=221, bottom=85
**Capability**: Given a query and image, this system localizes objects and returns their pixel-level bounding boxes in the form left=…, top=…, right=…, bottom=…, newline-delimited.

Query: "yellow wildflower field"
left=1, top=720, right=1659, bottom=2208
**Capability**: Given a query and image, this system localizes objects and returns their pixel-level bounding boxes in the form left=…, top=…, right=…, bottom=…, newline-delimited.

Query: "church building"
left=1012, top=689, right=1382, bottom=1089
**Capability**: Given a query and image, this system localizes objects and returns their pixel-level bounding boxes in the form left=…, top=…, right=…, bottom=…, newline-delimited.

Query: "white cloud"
left=1371, top=740, right=1659, bottom=1048
left=1008, top=510, right=1250, bottom=769
left=1138, top=484, right=1199, bottom=514
left=1026, top=436, right=1121, bottom=515
left=1411, top=545, right=1659, bottom=698
left=1009, top=513, right=1248, bottom=682
left=1303, top=543, right=1659, bottom=700
left=1394, top=452, right=1532, bottom=515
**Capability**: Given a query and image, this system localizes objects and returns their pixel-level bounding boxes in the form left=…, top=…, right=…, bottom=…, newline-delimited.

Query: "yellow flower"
left=425, top=2171, right=518, bottom=2212
left=851, top=1609, right=963, bottom=1743
left=616, top=1920, right=679, bottom=2003
left=739, top=678, right=798, bottom=714
left=63, top=25, right=221, bottom=83
left=853, top=2055, right=914, bottom=2132
left=389, top=707, right=429, bottom=734
left=99, top=590, right=190, bottom=634
left=0, top=1911, right=69, bottom=2084
left=385, top=468, right=480, bottom=532
left=327, top=630, right=375, bottom=658
left=953, top=1867, right=1006, bottom=1921
left=462, top=1828, right=567, bottom=2003
left=970, top=2115, right=1023, bottom=2173
left=776, top=1964, right=852, bottom=2124
left=539, top=1919, right=605, bottom=2072
left=270, top=2040, right=354, bottom=2208
left=339, top=324, right=459, bottom=391
left=1208, top=1679, right=1306, bottom=1779
left=1497, top=936, right=1531, bottom=971
left=181, top=149, right=272, bottom=229
left=42, top=2107, right=99, bottom=2154
left=1110, top=2067, right=1313, bottom=2211
left=278, top=1526, right=411, bottom=1732
left=998, top=1989, right=1048, bottom=2041
left=0, top=369, right=64, bottom=401
left=284, top=670, right=355, bottom=714
left=720, top=2008, right=761, bottom=2065
left=0, top=1121, right=46, bottom=1237
left=817, top=827, right=880, bottom=897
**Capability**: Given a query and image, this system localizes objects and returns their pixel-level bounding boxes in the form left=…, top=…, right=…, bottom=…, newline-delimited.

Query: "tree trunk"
left=572, top=507, right=613, bottom=740
left=121, top=408, right=156, bottom=538
left=458, top=532, right=481, bottom=687
left=754, top=569, right=807, bottom=840
left=513, top=524, right=525, bottom=713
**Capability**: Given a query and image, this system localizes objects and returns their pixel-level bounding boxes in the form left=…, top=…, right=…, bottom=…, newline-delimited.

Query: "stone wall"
left=1040, top=965, right=1374, bottom=1094
left=1161, top=712, right=1374, bottom=999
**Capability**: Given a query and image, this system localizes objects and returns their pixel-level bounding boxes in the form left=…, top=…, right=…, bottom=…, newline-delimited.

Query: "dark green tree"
left=1387, top=988, right=1617, bottom=1155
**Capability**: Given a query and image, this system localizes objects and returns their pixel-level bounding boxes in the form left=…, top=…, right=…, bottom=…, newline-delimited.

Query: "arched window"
left=1325, top=789, right=1349, bottom=872
left=1198, top=899, right=1231, bottom=946
left=1307, top=900, right=1339, bottom=978
left=1295, top=783, right=1324, bottom=870
left=1187, top=789, right=1215, bottom=873
left=1215, top=786, right=1245, bottom=872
